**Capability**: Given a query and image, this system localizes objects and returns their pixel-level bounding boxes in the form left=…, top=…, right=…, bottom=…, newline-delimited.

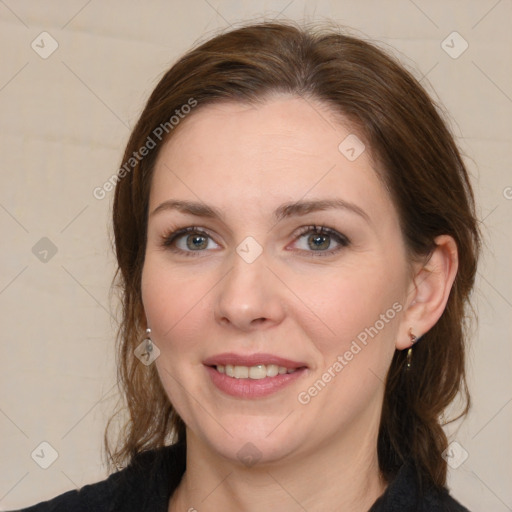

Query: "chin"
left=196, top=416, right=309, bottom=468
left=216, top=436, right=298, bottom=468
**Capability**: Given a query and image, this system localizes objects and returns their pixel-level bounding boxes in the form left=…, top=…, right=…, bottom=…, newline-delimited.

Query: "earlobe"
left=396, top=235, right=458, bottom=350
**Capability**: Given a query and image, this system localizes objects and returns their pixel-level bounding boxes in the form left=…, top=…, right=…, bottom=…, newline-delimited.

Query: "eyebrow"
left=150, top=198, right=370, bottom=224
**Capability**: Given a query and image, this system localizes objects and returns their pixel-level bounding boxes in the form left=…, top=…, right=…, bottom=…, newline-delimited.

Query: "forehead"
left=150, top=96, right=391, bottom=221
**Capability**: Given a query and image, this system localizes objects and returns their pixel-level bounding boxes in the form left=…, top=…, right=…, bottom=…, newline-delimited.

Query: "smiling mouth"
left=212, top=364, right=305, bottom=379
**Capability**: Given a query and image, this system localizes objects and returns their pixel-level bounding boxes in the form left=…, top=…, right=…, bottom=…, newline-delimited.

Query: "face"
left=142, top=96, right=413, bottom=466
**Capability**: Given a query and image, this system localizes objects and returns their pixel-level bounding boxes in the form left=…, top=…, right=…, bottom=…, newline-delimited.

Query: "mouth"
left=203, top=353, right=308, bottom=398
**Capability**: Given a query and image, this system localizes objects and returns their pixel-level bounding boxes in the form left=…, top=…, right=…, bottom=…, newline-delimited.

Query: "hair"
left=107, top=21, right=480, bottom=490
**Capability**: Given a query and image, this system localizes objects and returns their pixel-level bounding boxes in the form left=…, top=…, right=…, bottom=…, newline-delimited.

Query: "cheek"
left=140, top=256, right=214, bottom=418
left=141, top=255, right=212, bottom=352
left=291, top=261, right=404, bottom=365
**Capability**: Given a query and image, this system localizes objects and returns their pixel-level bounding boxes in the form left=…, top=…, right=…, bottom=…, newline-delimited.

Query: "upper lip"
left=203, top=352, right=308, bottom=369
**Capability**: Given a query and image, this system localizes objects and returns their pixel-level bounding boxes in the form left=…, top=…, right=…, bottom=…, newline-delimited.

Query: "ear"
left=395, top=235, right=458, bottom=350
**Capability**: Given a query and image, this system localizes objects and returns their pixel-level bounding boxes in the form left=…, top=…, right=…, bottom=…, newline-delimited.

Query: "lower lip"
left=205, top=365, right=307, bottom=398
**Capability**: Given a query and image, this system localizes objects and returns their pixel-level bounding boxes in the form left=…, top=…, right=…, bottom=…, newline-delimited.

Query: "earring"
left=135, top=327, right=160, bottom=365
left=406, top=328, right=418, bottom=370
left=143, top=327, right=153, bottom=358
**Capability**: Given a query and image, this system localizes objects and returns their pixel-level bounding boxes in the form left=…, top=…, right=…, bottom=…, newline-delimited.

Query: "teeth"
left=234, top=365, right=249, bottom=378
left=249, top=364, right=266, bottom=379
left=266, top=364, right=279, bottom=377
left=217, top=364, right=297, bottom=379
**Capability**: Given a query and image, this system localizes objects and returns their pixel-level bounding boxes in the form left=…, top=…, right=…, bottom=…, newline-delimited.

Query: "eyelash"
left=160, top=225, right=350, bottom=258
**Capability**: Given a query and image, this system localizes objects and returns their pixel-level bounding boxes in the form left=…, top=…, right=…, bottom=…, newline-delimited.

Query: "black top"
left=14, top=442, right=470, bottom=511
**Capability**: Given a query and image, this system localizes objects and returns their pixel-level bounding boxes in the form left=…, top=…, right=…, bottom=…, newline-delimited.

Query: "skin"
left=141, top=96, right=458, bottom=512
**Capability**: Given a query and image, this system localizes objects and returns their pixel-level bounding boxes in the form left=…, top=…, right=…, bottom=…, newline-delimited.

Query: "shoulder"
left=11, top=443, right=186, bottom=512
left=12, top=470, right=123, bottom=512
left=370, top=460, right=471, bottom=512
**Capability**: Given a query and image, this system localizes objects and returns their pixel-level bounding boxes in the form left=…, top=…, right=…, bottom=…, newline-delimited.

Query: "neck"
left=169, top=415, right=386, bottom=512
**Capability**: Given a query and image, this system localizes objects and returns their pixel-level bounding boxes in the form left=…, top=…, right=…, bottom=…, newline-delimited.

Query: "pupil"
left=308, top=234, right=330, bottom=250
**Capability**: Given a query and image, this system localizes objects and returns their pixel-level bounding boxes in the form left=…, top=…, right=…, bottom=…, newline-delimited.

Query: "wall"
left=0, top=1, right=511, bottom=510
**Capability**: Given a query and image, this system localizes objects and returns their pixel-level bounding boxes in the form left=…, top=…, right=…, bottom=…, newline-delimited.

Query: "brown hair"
left=107, top=21, right=480, bottom=489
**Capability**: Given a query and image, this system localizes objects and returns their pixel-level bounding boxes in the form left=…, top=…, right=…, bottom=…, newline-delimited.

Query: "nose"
left=213, top=251, right=286, bottom=332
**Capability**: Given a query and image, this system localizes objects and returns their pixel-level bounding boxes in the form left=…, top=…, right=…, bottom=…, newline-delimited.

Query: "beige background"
left=0, top=0, right=511, bottom=510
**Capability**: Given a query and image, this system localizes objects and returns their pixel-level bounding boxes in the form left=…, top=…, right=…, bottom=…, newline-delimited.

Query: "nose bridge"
left=214, top=245, right=284, bottom=329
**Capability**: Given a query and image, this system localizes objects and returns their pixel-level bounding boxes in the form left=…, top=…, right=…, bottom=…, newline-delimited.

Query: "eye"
left=161, top=227, right=220, bottom=255
left=292, top=225, right=350, bottom=256
left=161, top=224, right=349, bottom=258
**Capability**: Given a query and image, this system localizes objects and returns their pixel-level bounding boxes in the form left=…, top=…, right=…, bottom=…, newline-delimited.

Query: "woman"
left=18, top=21, right=479, bottom=511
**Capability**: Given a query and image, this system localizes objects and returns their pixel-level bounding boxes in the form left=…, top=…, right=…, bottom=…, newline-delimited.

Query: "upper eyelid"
left=164, top=226, right=219, bottom=244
